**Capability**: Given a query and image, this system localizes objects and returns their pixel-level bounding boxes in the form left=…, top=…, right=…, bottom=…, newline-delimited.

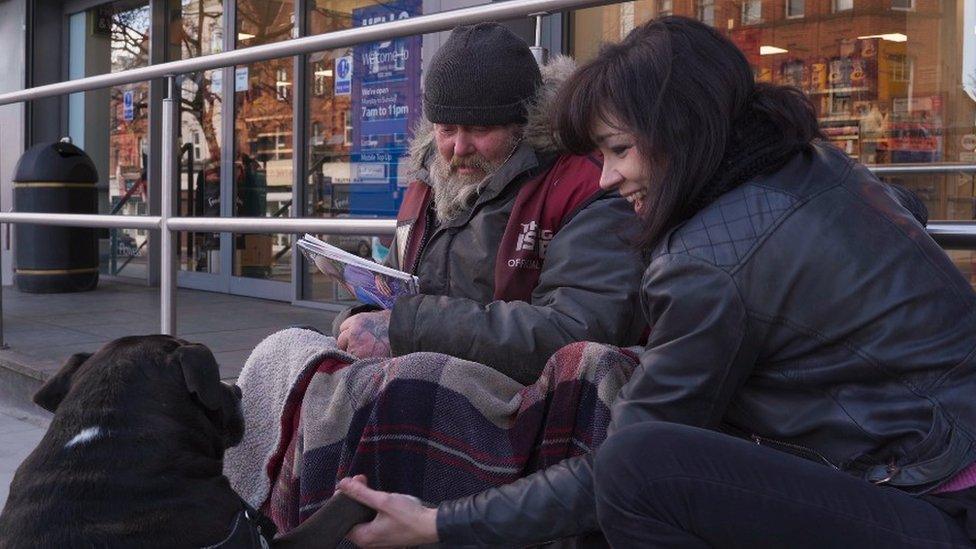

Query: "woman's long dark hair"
left=556, top=16, right=822, bottom=248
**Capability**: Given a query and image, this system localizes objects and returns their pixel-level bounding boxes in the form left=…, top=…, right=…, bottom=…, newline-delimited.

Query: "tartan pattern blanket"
left=226, top=329, right=639, bottom=535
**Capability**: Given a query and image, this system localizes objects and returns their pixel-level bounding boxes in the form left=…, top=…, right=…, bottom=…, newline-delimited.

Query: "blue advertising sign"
left=122, top=89, right=134, bottom=122
left=335, top=56, right=352, bottom=96
left=349, top=0, right=422, bottom=216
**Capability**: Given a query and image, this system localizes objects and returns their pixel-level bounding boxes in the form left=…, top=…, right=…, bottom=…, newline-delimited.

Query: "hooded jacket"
left=436, top=142, right=976, bottom=545
left=379, top=57, right=646, bottom=384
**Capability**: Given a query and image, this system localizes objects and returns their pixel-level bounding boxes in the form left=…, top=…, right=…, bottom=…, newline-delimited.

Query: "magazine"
left=297, top=234, right=419, bottom=309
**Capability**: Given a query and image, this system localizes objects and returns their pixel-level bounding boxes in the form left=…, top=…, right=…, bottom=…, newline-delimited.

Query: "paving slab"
left=0, top=280, right=338, bottom=411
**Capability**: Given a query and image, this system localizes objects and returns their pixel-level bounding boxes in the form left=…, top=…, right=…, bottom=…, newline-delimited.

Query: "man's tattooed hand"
left=337, top=310, right=393, bottom=358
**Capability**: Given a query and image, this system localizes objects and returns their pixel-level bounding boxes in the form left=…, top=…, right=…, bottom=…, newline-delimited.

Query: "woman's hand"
left=337, top=475, right=439, bottom=547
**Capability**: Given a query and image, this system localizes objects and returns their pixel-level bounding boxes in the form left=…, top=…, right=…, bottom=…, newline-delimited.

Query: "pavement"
left=0, top=406, right=48, bottom=510
left=0, top=280, right=339, bottom=383
left=0, top=279, right=340, bottom=512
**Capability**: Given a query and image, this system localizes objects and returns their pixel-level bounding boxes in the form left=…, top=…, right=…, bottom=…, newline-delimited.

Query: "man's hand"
left=337, top=310, right=392, bottom=358
left=337, top=475, right=439, bottom=548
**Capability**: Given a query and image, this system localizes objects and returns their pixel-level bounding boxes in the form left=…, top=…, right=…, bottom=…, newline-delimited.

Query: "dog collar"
left=200, top=501, right=276, bottom=549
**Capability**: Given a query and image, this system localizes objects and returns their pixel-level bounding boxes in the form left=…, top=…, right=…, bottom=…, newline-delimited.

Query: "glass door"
left=67, top=0, right=152, bottom=281
left=227, top=0, right=296, bottom=301
left=173, top=0, right=232, bottom=293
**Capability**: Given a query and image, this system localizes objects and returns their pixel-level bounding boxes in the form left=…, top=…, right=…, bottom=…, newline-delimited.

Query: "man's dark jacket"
left=337, top=57, right=646, bottom=384
left=436, top=142, right=976, bottom=545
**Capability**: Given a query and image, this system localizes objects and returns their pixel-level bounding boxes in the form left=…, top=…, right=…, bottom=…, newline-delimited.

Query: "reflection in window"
left=742, top=0, right=761, bottom=25
left=303, top=0, right=423, bottom=303
left=889, top=54, right=912, bottom=83
left=234, top=0, right=296, bottom=283
left=569, top=0, right=976, bottom=287
left=659, top=0, right=672, bottom=16
left=66, top=1, right=152, bottom=278
left=781, top=60, right=804, bottom=89
left=109, top=4, right=151, bottom=278
left=172, top=0, right=224, bottom=274
left=786, top=0, right=805, bottom=18
left=312, top=61, right=329, bottom=96
left=697, top=0, right=715, bottom=26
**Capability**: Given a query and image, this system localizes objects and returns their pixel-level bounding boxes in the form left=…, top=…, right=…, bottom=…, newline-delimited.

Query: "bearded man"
left=335, top=23, right=645, bottom=384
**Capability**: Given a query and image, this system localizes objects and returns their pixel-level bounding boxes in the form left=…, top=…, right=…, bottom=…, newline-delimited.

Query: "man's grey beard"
left=429, top=135, right=518, bottom=224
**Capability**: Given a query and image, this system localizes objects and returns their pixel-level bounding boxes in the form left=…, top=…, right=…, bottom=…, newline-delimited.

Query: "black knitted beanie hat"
left=423, top=23, right=542, bottom=126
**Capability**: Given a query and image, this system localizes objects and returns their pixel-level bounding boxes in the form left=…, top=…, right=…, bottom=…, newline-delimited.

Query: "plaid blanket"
left=228, top=330, right=638, bottom=535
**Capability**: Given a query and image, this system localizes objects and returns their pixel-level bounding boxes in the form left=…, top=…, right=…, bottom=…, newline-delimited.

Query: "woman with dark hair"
left=332, top=16, right=976, bottom=547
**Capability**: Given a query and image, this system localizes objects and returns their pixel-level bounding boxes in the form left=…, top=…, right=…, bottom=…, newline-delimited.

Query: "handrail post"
left=160, top=75, right=177, bottom=335
left=529, top=12, right=549, bottom=65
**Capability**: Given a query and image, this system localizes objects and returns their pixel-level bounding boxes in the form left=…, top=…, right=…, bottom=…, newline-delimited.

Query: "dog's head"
left=33, top=335, right=245, bottom=450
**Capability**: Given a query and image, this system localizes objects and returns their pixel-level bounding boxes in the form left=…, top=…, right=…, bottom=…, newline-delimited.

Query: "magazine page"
left=297, top=234, right=418, bottom=309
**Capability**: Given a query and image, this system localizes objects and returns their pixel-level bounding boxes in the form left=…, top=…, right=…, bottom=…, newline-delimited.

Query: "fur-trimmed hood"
left=408, top=55, right=578, bottom=173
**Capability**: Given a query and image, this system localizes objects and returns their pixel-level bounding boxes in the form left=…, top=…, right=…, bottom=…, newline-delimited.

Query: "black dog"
left=0, top=335, right=373, bottom=548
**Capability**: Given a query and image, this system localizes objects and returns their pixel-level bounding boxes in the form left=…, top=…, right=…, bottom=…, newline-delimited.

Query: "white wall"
left=0, top=0, right=27, bottom=286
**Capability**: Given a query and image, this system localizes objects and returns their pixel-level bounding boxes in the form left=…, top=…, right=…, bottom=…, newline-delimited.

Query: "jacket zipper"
left=409, top=202, right=436, bottom=276
left=751, top=434, right=841, bottom=470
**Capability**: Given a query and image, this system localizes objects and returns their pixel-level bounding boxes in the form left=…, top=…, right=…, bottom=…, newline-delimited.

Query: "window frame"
left=742, top=0, right=762, bottom=25
left=890, top=0, right=914, bottom=11
left=832, top=0, right=853, bottom=12
left=786, top=0, right=805, bottom=19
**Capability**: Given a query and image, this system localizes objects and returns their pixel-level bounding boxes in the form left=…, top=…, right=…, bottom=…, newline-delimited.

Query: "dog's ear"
left=33, top=353, right=92, bottom=413
left=173, top=344, right=223, bottom=411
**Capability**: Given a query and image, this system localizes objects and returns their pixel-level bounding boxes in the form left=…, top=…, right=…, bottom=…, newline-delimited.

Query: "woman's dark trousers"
left=593, top=423, right=973, bottom=548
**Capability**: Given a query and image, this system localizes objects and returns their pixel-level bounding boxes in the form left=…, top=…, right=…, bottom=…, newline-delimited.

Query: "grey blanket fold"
left=224, top=328, right=357, bottom=508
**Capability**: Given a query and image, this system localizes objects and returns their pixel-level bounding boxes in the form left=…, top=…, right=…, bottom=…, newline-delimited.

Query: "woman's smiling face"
left=592, top=116, right=651, bottom=215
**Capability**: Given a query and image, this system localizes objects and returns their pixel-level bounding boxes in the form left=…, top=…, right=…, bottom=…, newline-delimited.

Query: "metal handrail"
left=166, top=216, right=396, bottom=234
left=0, top=212, right=162, bottom=230
left=0, top=212, right=391, bottom=234
left=868, top=164, right=976, bottom=176
left=0, top=0, right=618, bottom=107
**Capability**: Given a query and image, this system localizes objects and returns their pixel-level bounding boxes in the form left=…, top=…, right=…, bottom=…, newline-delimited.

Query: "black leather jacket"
left=436, top=142, right=976, bottom=546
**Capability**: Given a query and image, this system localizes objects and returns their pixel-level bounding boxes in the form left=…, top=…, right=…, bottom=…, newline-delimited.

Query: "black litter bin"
left=13, top=138, right=99, bottom=293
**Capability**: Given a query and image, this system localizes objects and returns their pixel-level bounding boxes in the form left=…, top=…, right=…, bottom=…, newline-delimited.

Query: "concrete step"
left=0, top=349, right=52, bottom=416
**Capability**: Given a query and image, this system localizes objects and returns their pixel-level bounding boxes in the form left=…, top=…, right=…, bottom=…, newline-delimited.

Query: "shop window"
left=566, top=0, right=976, bottom=287
left=234, top=0, right=296, bottom=284
left=742, top=0, right=761, bottom=25
left=697, top=0, right=715, bottom=27
left=303, top=0, right=424, bottom=303
left=68, top=1, right=152, bottom=279
left=169, top=1, right=224, bottom=275
left=658, top=0, right=672, bottom=16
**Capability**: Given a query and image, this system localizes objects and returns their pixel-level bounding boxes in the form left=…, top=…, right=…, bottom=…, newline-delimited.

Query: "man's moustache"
left=450, top=157, right=490, bottom=171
